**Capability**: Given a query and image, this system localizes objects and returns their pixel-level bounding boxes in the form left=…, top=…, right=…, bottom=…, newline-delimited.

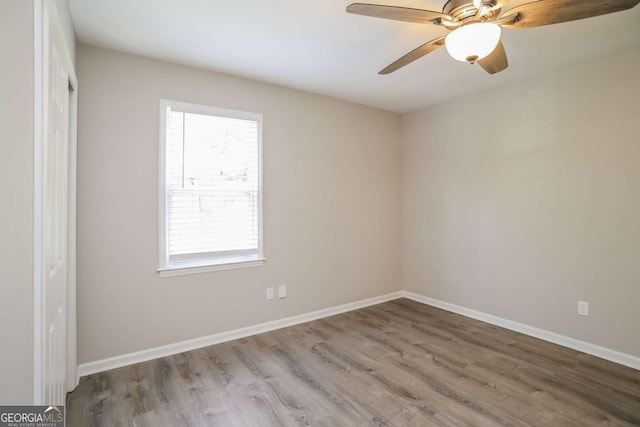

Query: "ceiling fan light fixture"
left=445, top=22, right=501, bottom=63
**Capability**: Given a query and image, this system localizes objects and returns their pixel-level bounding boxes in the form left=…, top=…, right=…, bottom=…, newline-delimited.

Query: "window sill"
left=158, top=258, right=265, bottom=277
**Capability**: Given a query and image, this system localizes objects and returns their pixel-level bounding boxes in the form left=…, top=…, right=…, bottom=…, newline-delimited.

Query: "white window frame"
left=158, top=99, right=264, bottom=277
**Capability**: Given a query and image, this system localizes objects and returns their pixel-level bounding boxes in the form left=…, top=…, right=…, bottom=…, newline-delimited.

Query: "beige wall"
left=75, top=44, right=402, bottom=364
left=403, top=47, right=640, bottom=357
left=0, top=0, right=35, bottom=404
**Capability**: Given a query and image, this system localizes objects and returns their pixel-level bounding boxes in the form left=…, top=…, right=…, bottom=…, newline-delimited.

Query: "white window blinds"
left=160, top=100, right=263, bottom=273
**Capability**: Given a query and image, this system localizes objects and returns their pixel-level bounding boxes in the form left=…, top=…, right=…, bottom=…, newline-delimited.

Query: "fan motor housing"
left=443, top=0, right=498, bottom=21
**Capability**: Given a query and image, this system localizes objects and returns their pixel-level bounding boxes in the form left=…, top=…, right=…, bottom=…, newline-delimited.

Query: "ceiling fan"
left=346, top=0, right=640, bottom=75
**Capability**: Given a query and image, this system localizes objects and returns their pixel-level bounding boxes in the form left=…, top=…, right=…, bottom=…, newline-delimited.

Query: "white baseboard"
left=402, top=291, right=640, bottom=371
left=78, top=291, right=403, bottom=377
left=79, top=289, right=640, bottom=377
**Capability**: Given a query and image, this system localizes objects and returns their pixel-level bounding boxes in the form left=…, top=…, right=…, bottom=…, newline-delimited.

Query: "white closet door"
left=43, top=2, right=71, bottom=405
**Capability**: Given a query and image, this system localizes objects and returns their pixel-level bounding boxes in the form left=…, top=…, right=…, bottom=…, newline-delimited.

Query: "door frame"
left=33, top=0, right=78, bottom=404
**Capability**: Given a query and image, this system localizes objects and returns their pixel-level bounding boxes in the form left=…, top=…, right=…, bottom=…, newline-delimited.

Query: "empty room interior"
left=2, top=0, right=640, bottom=425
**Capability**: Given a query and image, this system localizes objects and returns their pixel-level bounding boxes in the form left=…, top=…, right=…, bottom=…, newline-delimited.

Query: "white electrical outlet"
left=278, top=285, right=287, bottom=299
left=578, top=300, right=589, bottom=316
left=266, top=287, right=274, bottom=300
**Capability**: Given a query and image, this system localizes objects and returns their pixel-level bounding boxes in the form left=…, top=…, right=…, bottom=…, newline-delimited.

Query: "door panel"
left=43, top=9, right=70, bottom=405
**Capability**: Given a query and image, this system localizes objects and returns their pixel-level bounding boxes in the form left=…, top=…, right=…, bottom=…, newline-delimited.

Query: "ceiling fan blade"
left=501, top=0, right=640, bottom=29
left=477, top=41, right=508, bottom=74
left=379, top=36, right=446, bottom=74
left=346, top=3, right=450, bottom=24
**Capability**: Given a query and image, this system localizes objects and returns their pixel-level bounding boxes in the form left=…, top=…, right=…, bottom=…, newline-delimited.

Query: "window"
left=158, top=100, right=263, bottom=276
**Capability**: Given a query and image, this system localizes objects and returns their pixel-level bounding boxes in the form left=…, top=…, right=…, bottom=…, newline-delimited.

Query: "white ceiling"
left=68, top=0, right=640, bottom=113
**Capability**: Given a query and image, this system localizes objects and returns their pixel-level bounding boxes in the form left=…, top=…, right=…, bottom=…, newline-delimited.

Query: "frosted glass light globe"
left=445, top=23, right=501, bottom=63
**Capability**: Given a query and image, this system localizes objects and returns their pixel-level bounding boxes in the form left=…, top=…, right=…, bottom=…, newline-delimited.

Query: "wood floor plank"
left=67, top=299, right=640, bottom=426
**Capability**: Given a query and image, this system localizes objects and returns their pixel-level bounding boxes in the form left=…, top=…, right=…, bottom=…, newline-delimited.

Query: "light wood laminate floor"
left=66, top=299, right=640, bottom=426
